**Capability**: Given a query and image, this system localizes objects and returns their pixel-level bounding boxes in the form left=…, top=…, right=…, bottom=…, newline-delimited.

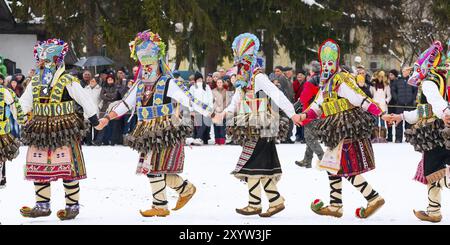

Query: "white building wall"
left=0, top=34, right=37, bottom=74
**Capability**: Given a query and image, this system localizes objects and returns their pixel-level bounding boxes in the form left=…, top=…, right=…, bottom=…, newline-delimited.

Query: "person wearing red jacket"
left=295, top=61, right=324, bottom=168
left=293, top=70, right=306, bottom=142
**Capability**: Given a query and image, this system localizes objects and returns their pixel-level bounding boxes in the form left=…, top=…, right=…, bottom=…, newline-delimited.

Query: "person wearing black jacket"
left=391, top=67, right=417, bottom=143
left=95, top=74, right=123, bottom=145
left=386, top=69, right=399, bottom=142
left=274, top=66, right=295, bottom=143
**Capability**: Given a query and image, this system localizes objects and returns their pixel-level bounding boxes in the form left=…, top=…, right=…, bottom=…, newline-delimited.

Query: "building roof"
left=0, top=0, right=45, bottom=35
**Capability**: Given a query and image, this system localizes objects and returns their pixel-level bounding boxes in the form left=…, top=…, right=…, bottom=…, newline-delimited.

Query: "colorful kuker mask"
left=129, top=30, right=167, bottom=83
left=34, top=39, right=68, bottom=69
left=232, top=33, right=260, bottom=89
left=408, top=41, right=443, bottom=87
left=34, top=39, right=68, bottom=85
left=318, top=39, right=340, bottom=83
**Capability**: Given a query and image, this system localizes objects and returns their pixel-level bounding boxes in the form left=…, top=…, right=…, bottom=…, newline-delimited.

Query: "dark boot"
left=57, top=204, right=80, bottom=221
left=21, top=202, right=51, bottom=218
left=295, top=159, right=312, bottom=168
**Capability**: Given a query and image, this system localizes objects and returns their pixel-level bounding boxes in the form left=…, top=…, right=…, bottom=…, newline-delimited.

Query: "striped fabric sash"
left=32, top=74, right=77, bottom=103
left=234, top=140, right=257, bottom=173
left=137, top=103, right=179, bottom=121
left=135, top=76, right=213, bottom=122
left=33, top=101, right=75, bottom=117
left=0, top=87, right=10, bottom=134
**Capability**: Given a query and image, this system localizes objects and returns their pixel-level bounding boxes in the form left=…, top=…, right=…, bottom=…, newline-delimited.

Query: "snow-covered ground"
left=0, top=143, right=448, bottom=225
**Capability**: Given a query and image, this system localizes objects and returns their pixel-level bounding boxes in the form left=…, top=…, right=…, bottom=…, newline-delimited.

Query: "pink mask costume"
left=408, top=41, right=443, bottom=87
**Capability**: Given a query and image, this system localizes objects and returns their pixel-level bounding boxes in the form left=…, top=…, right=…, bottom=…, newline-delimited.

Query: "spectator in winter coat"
left=8, top=79, right=23, bottom=97
left=212, top=78, right=227, bottom=145
left=83, top=77, right=102, bottom=145
left=386, top=69, right=399, bottom=142
left=274, top=66, right=295, bottom=102
left=81, top=70, right=92, bottom=88
left=295, top=61, right=324, bottom=168
left=95, top=75, right=123, bottom=146
left=356, top=73, right=372, bottom=98
left=293, top=70, right=307, bottom=142
left=391, top=66, right=417, bottom=143
left=13, top=73, right=25, bottom=85
left=274, top=66, right=295, bottom=143
left=189, top=72, right=213, bottom=145
left=370, top=70, right=391, bottom=128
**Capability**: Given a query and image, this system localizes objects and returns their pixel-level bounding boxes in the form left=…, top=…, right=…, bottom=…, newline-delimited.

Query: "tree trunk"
left=263, top=31, right=274, bottom=74
left=85, top=0, right=99, bottom=56
left=204, top=42, right=220, bottom=76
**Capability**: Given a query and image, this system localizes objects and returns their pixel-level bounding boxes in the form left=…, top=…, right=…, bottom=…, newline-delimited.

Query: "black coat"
left=391, top=76, right=417, bottom=106
left=100, top=83, right=122, bottom=112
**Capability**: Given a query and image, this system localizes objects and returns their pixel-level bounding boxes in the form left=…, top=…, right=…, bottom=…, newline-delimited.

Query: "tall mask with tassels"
left=318, top=39, right=340, bottom=85
left=232, top=33, right=260, bottom=89
left=129, top=30, right=170, bottom=84
left=34, top=39, right=69, bottom=85
left=408, top=41, right=443, bottom=87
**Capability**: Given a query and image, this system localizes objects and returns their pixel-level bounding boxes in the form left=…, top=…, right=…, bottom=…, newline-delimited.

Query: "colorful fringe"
left=335, top=138, right=375, bottom=177
left=234, top=140, right=257, bottom=173
left=413, top=157, right=428, bottom=185
left=137, top=143, right=185, bottom=175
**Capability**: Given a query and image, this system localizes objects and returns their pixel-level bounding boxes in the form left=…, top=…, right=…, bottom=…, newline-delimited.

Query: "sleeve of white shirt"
left=66, top=81, right=99, bottom=119
left=254, top=73, right=295, bottom=118
left=403, top=109, right=419, bottom=124
left=167, top=79, right=211, bottom=117
left=337, top=82, right=373, bottom=111
left=422, top=80, right=449, bottom=119
left=19, top=83, right=33, bottom=114
left=110, top=81, right=139, bottom=117
left=224, top=89, right=241, bottom=114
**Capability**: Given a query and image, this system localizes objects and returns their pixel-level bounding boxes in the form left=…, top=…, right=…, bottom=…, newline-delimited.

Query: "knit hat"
left=194, top=71, right=203, bottom=81
left=389, top=69, right=399, bottom=78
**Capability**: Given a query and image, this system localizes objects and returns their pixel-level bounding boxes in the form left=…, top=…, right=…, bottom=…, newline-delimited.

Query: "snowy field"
left=0, top=142, right=449, bottom=225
